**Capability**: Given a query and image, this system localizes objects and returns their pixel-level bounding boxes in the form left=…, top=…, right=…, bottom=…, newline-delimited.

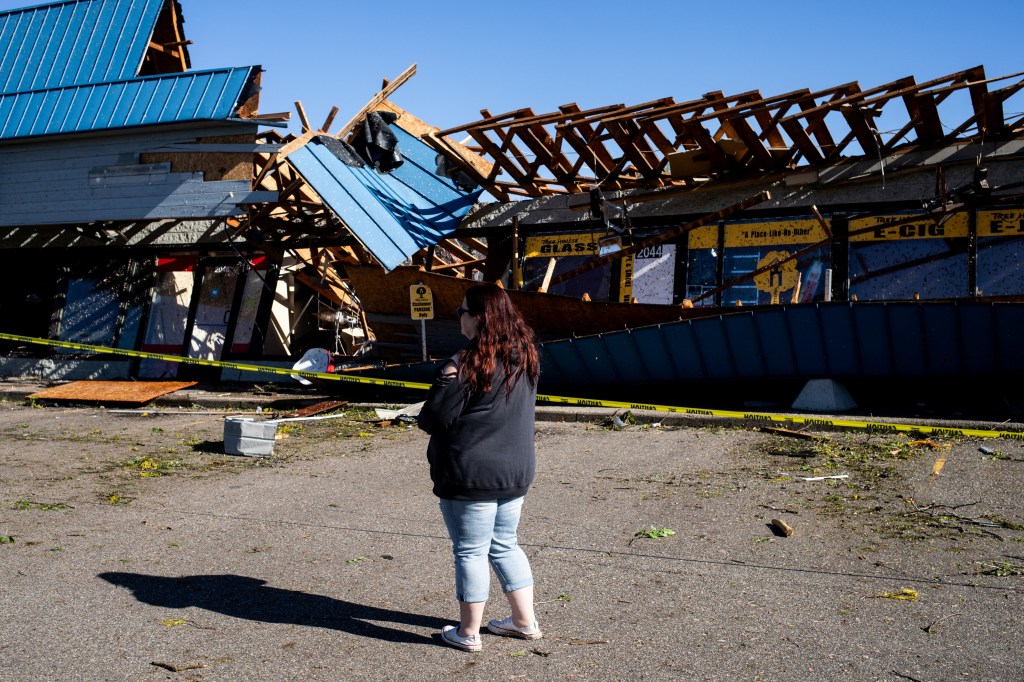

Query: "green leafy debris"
left=634, top=525, right=676, bottom=539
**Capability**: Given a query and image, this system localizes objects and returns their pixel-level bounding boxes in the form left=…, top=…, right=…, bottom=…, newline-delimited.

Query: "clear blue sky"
left=3, top=0, right=1024, bottom=136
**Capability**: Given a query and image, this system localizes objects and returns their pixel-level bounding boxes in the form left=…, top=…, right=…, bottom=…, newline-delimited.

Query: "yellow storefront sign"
left=978, top=209, right=1024, bottom=237
left=525, top=233, right=599, bottom=258
left=848, top=213, right=968, bottom=241
left=687, top=212, right=989, bottom=249
left=688, top=219, right=827, bottom=249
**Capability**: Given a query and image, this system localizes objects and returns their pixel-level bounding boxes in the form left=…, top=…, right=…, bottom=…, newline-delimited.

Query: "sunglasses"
left=456, top=306, right=470, bottom=317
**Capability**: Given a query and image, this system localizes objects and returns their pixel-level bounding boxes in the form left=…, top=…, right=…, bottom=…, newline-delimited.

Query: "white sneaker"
left=441, top=625, right=482, bottom=652
left=486, top=616, right=543, bottom=640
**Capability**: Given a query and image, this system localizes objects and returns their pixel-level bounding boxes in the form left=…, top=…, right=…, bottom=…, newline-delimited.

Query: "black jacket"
left=417, top=353, right=537, bottom=501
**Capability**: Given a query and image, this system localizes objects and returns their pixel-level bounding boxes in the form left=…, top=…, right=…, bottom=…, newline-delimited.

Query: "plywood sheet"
left=30, top=381, right=198, bottom=404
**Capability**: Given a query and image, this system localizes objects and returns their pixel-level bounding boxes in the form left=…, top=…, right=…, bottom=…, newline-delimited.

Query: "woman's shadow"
left=99, top=572, right=448, bottom=645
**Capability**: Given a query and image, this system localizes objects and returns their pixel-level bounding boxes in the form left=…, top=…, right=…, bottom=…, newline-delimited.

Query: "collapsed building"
left=2, top=0, right=1023, bottom=408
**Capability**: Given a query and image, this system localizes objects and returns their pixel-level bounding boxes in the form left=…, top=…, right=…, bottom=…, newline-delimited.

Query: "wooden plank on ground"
left=283, top=400, right=349, bottom=418
left=30, top=381, right=198, bottom=404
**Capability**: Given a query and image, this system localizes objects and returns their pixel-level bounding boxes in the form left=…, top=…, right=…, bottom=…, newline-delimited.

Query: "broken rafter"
left=337, top=63, right=417, bottom=140
left=428, top=66, right=1024, bottom=199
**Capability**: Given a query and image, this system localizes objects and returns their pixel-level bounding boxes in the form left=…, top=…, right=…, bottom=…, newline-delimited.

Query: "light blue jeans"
left=438, top=496, right=534, bottom=603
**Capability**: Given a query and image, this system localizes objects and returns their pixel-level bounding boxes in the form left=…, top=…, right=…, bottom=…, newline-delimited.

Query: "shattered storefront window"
left=229, top=264, right=269, bottom=354
left=139, top=258, right=195, bottom=379
left=57, top=259, right=148, bottom=353
left=190, top=263, right=240, bottom=361
left=848, top=214, right=967, bottom=300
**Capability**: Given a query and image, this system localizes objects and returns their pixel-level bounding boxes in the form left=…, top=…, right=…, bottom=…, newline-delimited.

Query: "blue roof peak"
left=0, top=0, right=190, bottom=95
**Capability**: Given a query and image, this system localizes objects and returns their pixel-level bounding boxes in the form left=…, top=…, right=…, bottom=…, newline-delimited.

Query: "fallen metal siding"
left=0, top=0, right=163, bottom=94
left=538, top=302, right=1023, bottom=388
left=0, top=66, right=255, bottom=140
left=286, top=126, right=482, bottom=271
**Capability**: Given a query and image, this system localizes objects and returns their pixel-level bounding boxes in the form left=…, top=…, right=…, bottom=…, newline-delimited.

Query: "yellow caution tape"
left=0, top=332, right=431, bottom=390
left=534, top=395, right=1020, bottom=439
left=1, top=332, right=1019, bottom=440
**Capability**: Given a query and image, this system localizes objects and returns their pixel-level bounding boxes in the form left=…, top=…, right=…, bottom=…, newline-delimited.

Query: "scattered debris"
left=761, top=505, right=799, bottom=515
left=891, top=670, right=925, bottom=682
left=374, top=402, right=424, bottom=423
left=151, top=662, right=206, bottom=673
left=531, top=648, right=553, bottom=657
left=283, top=400, right=349, bottom=418
left=568, top=638, right=610, bottom=645
left=930, top=456, right=946, bottom=476
left=798, top=474, right=849, bottom=482
left=922, top=612, right=960, bottom=634
left=974, top=560, right=1024, bottom=577
left=159, top=618, right=188, bottom=627
left=907, top=501, right=1016, bottom=541
left=876, top=588, right=919, bottom=602
left=980, top=447, right=1012, bottom=461
left=760, top=426, right=825, bottom=441
left=770, top=518, right=795, bottom=537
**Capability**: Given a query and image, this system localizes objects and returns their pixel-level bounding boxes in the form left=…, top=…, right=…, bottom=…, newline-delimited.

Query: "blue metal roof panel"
left=752, top=309, right=796, bottom=377
left=957, top=304, right=994, bottom=375
left=659, top=321, right=704, bottom=380
left=787, top=306, right=828, bottom=375
left=0, top=0, right=164, bottom=94
left=0, top=66, right=255, bottom=139
left=886, top=305, right=928, bottom=377
left=995, top=304, right=1024, bottom=374
left=819, top=304, right=859, bottom=374
left=287, top=127, right=482, bottom=271
left=538, top=302, right=1022, bottom=392
left=723, top=313, right=765, bottom=377
left=920, top=303, right=960, bottom=375
left=851, top=304, right=892, bottom=376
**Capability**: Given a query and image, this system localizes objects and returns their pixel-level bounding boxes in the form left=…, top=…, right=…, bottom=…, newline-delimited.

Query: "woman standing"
left=417, top=283, right=542, bottom=652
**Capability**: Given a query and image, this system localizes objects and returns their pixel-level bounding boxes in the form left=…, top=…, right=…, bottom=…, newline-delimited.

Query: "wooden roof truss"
left=428, top=66, right=1024, bottom=198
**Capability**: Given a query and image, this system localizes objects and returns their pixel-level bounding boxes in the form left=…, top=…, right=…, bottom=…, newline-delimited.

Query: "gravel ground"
left=1, top=393, right=1023, bottom=682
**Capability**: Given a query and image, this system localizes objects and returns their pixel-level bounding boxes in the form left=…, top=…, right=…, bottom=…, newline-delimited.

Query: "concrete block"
left=791, top=379, right=857, bottom=412
left=224, top=417, right=278, bottom=457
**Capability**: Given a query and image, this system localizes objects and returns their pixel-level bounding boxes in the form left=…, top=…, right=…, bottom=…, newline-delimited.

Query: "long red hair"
left=458, top=283, right=539, bottom=396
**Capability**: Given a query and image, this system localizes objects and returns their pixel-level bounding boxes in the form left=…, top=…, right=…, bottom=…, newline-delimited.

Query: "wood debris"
left=770, top=518, right=794, bottom=537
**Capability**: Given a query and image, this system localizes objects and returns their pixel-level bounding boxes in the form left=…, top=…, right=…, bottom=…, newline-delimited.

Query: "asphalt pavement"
left=1, top=381, right=1023, bottom=681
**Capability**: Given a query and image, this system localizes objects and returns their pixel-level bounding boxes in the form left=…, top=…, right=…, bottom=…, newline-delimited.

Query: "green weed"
left=975, top=560, right=1024, bottom=577
left=634, top=525, right=676, bottom=539
left=121, top=455, right=184, bottom=477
